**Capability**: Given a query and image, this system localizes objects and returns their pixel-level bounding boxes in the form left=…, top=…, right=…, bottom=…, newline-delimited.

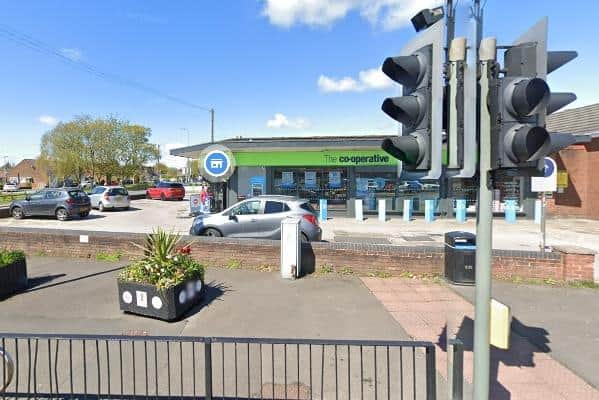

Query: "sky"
left=0, top=0, right=598, bottom=168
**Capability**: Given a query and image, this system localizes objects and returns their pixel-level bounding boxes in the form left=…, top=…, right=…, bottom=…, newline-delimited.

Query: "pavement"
left=0, top=256, right=452, bottom=399
left=361, top=277, right=599, bottom=400
left=1, top=198, right=599, bottom=257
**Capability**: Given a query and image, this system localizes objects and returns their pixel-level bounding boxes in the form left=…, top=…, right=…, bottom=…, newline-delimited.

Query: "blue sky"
left=0, top=0, right=597, bottom=167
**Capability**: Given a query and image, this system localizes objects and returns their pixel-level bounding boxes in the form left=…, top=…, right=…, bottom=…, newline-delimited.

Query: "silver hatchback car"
left=89, top=186, right=131, bottom=211
left=189, top=195, right=322, bottom=242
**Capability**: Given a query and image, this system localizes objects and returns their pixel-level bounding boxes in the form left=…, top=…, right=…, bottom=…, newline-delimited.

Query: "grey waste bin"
left=444, top=231, right=476, bottom=284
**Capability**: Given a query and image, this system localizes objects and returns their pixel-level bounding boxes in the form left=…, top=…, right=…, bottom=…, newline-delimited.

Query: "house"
left=6, top=159, right=51, bottom=190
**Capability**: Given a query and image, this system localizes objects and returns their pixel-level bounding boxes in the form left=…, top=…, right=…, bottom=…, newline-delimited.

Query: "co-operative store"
left=171, top=135, right=535, bottom=217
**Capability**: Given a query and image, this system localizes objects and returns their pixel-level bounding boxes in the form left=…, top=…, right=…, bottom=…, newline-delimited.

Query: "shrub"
left=0, top=249, right=26, bottom=268
left=119, top=229, right=204, bottom=289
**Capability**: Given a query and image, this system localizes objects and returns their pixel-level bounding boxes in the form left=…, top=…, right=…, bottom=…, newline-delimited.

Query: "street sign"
left=531, top=157, right=557, bottom=192
left=189, top=194, right=202, bottom=214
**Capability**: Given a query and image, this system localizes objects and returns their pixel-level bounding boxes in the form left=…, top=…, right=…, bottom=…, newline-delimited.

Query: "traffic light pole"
left=473, top=37, right=496, bottom=400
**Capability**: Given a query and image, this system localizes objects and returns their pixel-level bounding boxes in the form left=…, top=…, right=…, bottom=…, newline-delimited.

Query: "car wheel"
left=160, top=193, right=166, bottom=201
left=98, top=202, right=105, bottom=212
left=79, top=211, right=89, bottom=218
left=11, top=206, right=24, bottom=219
left=55, top=208, right=68, bottom=221
left=204, top=228, right=222, bottom=238
left=301, top=233, right=310, bottom=243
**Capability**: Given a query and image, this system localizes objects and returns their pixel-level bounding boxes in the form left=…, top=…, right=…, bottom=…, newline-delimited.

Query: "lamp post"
left=180, top=128, right=191, bottom=183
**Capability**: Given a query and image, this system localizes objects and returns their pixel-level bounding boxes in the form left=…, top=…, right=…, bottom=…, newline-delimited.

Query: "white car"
left=89, top=186, right=130, bottom=211
left=2, top=183, right=18, bottom=192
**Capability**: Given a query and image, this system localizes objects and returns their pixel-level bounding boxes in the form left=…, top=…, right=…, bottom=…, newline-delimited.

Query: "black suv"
left=10, top=188, right=91, bottom=221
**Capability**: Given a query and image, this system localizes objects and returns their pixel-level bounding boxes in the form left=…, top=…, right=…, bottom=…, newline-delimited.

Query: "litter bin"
left=444, top=231, right=476, bottom=284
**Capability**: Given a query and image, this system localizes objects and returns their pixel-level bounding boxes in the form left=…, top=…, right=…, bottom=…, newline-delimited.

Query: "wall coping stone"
left=552, top=245, right=597, bottom=255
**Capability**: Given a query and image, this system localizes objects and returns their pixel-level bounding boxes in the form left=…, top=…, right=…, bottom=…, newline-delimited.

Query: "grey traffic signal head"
left=380, top=18, right=444, bottom=179
left=491, top=18, right=579, bottom=172
left=410, top=6, right=444, bottom=32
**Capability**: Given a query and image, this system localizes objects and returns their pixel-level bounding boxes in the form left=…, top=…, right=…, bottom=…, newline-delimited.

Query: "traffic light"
left=490, top=18, right=579, bottom=173
left=381, top=12, right=445, bottom=180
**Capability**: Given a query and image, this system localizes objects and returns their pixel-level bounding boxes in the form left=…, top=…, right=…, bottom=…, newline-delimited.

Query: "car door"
left=41, top=190, right=62, bottom=215
left=259, top=201, right=290, bottom=239
left=23, top=191, right=45, bottom=215
left=222, top=200, right=262, bottom=237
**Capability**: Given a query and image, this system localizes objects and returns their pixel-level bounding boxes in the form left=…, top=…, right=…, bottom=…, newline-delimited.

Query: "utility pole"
left=181, top=128, right=191, bottom=183
left=210, top=108, right=215, bottom=143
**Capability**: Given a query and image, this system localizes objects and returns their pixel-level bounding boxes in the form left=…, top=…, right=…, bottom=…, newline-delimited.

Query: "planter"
left=118, top=278, right=205, bottom=321
left=0, top=259, right=28, bottom=299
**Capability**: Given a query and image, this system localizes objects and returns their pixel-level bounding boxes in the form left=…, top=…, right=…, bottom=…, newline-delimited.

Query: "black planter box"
left=117, top=278, right=205, bottom=321
left=0, top=259, right=28, bottom=299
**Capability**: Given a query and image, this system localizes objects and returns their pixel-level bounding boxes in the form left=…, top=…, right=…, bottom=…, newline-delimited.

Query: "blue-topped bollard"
left=318, top=199, right=328, bottom=222
left=378, top=199, right=386, bottom=222
left=403, top=199, right=412, bottom=222
left=425, top=199, right=436, bottom=223
left=355, top=199, right=364, bottom=221
left=504, top=199, right=517, bottom=223
left=455, top=199, right=467, bottom=223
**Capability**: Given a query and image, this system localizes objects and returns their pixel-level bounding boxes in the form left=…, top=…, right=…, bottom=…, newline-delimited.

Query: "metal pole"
left=210, top=108, right=215, bottom=143
left=474, top=36, right=496, bottom=400
left=541, top=192, right=547, bottom=253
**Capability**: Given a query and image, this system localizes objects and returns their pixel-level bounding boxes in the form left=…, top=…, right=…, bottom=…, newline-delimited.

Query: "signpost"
left=531, top=157, right=557, bottom=252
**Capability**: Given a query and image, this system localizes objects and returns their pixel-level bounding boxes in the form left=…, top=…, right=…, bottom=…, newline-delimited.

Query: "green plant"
left=543, top=278, right=558, bottom=286
left=34, top=250, right=47, bottom=257
left=369, top=271, right=392, bottom=279
left=256, top=264, right=274, bottom=272
left=399, top=271, right=415, bottom=278
left=0, top=249, right=25, bottom=267
left=318, top=264, right=334, bottom=274
left=119, top=229, right=204, bottom=289
left=567, top=280, right=599, bottom=289
left=226, top=259, right=242, bottom=269
left=96, top=251, right=122, bottom=262
left=339, top=267, right=354, bottom=275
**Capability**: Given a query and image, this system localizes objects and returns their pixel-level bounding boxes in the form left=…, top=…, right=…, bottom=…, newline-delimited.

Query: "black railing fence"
left=0, top=334, right=439, bottom=400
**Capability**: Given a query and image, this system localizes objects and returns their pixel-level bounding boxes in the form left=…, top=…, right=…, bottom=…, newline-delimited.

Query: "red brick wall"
left=548, top=139, right=599, bottom=220
left=0, top=228, right=595, bottom=282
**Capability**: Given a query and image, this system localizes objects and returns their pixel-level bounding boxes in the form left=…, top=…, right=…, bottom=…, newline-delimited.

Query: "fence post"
left=447, top=339, right=464, bottom=400
left=205, top=339, right=213, bottom=400
left=425, top=345, right=436, bottom=400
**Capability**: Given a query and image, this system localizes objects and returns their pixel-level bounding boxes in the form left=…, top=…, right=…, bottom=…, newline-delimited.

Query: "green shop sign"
left=233, top=150, right=398, bottom=167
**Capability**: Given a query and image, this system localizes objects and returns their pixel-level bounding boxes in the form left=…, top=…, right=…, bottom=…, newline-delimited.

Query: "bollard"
left=425, top=199, right=436, bottom=223
left=319, top=198, right=328, bottom=222
left=504, top=199, right=517, bottom=223
left=455, top=199, right=467, bottom=223
left=534, top=199, right=542, bottom=224
left=355, top=199, right=364, bottom=221
left=378, top=199, right=386, bottom=222
left=403, top=199, right=413, bottom=222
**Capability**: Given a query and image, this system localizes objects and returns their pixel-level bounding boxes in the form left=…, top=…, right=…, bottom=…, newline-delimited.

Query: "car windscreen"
left=299, top=202, right=316, bottom=214
left=109, top=188, right=128, bottom=196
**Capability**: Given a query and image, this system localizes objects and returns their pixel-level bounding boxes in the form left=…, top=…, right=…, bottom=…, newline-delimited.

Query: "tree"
left=190, top=159, right=200, bottom=178
left=40, top=115, right=159, bottom=183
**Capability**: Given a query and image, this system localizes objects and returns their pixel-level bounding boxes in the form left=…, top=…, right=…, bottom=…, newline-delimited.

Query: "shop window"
left=273, top=168, right=348, bottom=210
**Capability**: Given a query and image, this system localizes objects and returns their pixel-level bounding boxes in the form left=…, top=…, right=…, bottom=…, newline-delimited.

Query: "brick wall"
left=548, top=139, right=599, bottom=220
left=0, top=227, right=595, bottom=282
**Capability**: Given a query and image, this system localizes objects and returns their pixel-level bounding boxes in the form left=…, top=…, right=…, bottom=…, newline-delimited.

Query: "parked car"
left=189, top=195, right=322, bottom=242
left=89, top=186, right=130, bottom=211
left=146, top=182, right=185, bottom=201
left=397, top=180, right=423, bottom=192
left=9, top=188, right=91, bottom=221
left=2, top=182, right=18, bottom=192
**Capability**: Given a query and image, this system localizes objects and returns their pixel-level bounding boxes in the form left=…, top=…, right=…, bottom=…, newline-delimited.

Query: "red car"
left=146, top=182, right=186, bottom=201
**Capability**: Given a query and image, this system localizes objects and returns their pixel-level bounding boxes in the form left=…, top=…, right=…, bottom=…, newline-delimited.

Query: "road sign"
left=531, top=157, right=557, bottom=192
left=190, top=194, right=202, bottom=214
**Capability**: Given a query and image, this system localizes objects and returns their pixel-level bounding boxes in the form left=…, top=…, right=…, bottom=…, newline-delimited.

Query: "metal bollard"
left=355, top=199, right=364, bottom=221
left=455, top=199, right=467, bottom=223
left=504, top=199, right=517, bottom=223
left=378, top=199, right=386, bottom=222
left=319, top=198, right=328, bottom=222
left=425, top=199, right=436, bottom=223
left=403, top=199, right=413, bottom=222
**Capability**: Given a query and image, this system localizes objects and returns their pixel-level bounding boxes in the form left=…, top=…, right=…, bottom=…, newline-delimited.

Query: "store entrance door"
left=208, top=182, right=227, bottom=212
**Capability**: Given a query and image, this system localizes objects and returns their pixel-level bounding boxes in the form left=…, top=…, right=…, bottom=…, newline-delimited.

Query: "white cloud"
left=318, top=68, right=393, bottom=93
left=161, top=143, right=188, bottom=169
left=60, top=48, right=83, bottom=62
left=262, top=0, right=442, bottom=30
left=266, top=113, right=310, bottom=129
left=39, top=115, right=59, bottom=126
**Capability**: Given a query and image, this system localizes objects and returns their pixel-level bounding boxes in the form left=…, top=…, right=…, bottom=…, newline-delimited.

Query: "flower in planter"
left=119, top=228, right=205, bottom=290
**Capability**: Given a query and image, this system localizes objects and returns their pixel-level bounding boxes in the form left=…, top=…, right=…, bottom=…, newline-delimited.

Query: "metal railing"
left=0, top=333, right=437, bottom=400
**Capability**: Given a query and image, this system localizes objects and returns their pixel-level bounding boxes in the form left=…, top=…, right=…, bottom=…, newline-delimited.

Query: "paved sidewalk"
left=361, top=277, right=599, bottom=400
left=323, top=217, right=599, bottom=254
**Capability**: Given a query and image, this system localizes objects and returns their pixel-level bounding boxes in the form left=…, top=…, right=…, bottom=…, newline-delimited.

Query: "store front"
left=171, top=135, right=531, bottom=217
